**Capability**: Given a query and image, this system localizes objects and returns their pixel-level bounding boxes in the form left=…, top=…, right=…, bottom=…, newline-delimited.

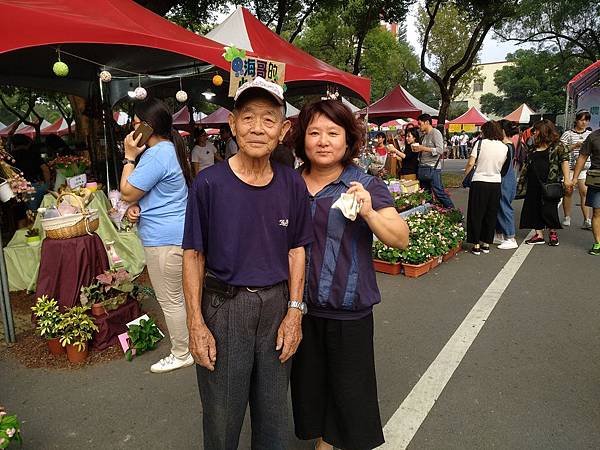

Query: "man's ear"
left=280, top=120, right=292, bottom=142
left=228, top=113, right=236, bottom=137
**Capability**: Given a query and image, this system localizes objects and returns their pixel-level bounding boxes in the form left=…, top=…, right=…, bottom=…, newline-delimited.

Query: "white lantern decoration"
left=134, top=87, right=147, bottom=100
left=176, top=90, right=188, bottom=103
left=99, top=70, right=112, bottom=82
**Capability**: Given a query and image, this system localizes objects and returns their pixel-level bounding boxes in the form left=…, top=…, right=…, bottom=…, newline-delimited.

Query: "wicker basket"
left=41, top=192, right=99, bottom=239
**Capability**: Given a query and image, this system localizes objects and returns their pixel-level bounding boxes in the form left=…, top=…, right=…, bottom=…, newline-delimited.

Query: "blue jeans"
left=496, top=170, right=517, bottom=237
left=423, top=169, right=454, bottom=209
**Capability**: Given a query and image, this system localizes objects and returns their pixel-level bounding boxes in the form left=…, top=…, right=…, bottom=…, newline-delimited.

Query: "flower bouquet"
left=48, top=155, right=90, bottom=178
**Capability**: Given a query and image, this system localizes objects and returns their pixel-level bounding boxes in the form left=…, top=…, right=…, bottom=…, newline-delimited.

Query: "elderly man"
left=413, top=113, right=455, bottom=209
left=572, top=129, right=600, bottom=255
left=182, top=77, right=313, bottom=449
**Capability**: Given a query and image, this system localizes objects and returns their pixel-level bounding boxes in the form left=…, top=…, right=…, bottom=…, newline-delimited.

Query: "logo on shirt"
left=278, top=219, right=289, bottom=227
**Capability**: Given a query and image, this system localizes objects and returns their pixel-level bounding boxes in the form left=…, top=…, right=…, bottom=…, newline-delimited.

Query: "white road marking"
left=380, top=231, right=535, bottom=449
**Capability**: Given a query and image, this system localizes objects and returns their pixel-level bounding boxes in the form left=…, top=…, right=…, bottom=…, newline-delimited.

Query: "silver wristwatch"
left=288, top=300, right=307, bottom=315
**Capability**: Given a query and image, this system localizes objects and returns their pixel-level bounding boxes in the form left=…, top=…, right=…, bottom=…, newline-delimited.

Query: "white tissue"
left=331, top=193, right=361, bottom=221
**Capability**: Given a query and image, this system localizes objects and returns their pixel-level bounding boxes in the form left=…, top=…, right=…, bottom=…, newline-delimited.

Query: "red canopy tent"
left=503, top=103, right=536, bottom=124
left=358, top=85, right=438, bottom=125
left=564, top=60, right=600, bottom=130
left=0, top=0, right=231, bottom=105
left=448, top=107, right=489, bottom=126
left=200, top=108, right=231, bottom=128
left=41, top=118, right=75, bottom=136
left=206, top=6, right=370, bottom=102
left=0, top=121, right=18, bottom=138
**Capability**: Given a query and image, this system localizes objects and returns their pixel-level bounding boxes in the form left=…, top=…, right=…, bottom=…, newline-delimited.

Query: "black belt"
left=204, top=272, right=282, bottom=299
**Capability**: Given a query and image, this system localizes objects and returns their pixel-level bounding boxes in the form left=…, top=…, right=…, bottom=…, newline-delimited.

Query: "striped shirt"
left=304, top=164, right=394, bottom=320
left=561, top=129, right=592, bottom=169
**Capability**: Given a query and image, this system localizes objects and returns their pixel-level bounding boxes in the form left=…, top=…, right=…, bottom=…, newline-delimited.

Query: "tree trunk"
left=437, top=92, right=452, bottom=127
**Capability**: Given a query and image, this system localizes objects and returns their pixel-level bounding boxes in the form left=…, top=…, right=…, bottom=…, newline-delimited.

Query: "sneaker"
left=582, top=219, right=592, bottom=230
left=498, top=238, right=518, bottom=250
left=548, top=231, right=559, bottom=246
left=471, top=247, right=481, bottom=255
left=150, top=353, right=194, bottom=374
left=589, top=245, right=600, bottom=256
left=493, top=233, right=504, bottom=245
left=562, top=216, right=571, bottom=226
left=525, top=235, right=545, bottom=245
left=481, top=245, right=490, bottom=254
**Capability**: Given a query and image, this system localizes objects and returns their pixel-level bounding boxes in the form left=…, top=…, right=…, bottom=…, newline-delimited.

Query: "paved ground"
left=1, top=186, right=599, bottom=449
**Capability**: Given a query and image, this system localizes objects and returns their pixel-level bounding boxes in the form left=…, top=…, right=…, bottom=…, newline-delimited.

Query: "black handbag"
left=530, top=152, right=564, bottom=202
left=417, top=156, right=441, bottom=182
left=462, top=139, right=482, bottom=188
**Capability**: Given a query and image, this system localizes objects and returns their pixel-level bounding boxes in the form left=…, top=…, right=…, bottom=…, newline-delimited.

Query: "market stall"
left=359, top=85, right=439, bottom=125
left=448, top=106, right=489, bottom=132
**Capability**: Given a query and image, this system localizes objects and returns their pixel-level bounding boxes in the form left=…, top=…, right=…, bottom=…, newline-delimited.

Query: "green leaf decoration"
left=222, top=46, right=246, bottom=62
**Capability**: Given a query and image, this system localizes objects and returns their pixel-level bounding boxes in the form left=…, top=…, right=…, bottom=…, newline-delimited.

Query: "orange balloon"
left=212, top=75, right=223, bottom=86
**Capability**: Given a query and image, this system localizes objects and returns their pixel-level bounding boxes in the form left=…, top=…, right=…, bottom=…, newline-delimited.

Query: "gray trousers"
left=197, top=282, right=291, bottom=450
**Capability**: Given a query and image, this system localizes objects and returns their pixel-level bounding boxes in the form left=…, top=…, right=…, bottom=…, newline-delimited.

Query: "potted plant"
left=58, top=305, right=99, bottom=363
left=80, top=282, right=106, bottom=317
left=80, top=268, right=136, bottom=316
left=124, top=317, right=164, bottom=361
left=0, top=406, right=22, bottom=449
left=372, top=240, right=403, bottom=275
left=30, top=295, right=64, bottom=355
left=25, top=227, right=41, bottom=246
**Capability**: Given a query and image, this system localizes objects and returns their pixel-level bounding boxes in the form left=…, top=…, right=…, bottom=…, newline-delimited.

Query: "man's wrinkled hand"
left=188, top=321, right=217, bottom=371
left=276, top=309, right=302, bottom=363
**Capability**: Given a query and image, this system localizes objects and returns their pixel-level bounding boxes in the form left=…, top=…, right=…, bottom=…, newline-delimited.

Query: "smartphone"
left=132, top=121, right=154, bottom=147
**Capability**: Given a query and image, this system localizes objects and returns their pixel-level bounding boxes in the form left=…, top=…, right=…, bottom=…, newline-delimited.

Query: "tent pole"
left=563, top=93, right=571, bottom=131
left=99, top=77, right=111, bottom=192
left=0, top=232, right=16, bottom=344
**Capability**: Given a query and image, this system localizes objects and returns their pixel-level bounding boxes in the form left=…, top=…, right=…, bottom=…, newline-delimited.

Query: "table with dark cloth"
left=91, top=299, right=142, bottom=350
left=35, top=233, right=109, bottom=311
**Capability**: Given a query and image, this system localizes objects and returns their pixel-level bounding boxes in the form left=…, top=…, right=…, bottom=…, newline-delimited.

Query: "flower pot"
left=66, top=343, right=89, bottom=363
left=0, top=180, right=15, bottom=203
left=430, top=256, right=443, bottom=269
left=442, top=250, right=455, bottom=262
left=47, top=337, right=65, bottom=356
left=26, top=235, right=42, bottom=247
left=91, top=302, right=106, bottom=317
left=372, top=259, right=403, bottom=275
left=402, top=260, right=432, bottom=278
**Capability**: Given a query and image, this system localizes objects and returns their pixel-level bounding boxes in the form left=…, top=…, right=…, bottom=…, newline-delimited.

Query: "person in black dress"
left=518, top=120, right=571, bottom=246
left=399, top=127, right=419, bottom=180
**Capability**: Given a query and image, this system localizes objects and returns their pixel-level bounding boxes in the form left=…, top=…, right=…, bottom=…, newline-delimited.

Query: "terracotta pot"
left=91, top=302, right=106, bottom=317
left=372, top=259, right=403, bottom=275
left=442, top=250, right=455, bottom=262
left=402, top=260, right=432, bottom=278
left=430, top=256, right=443, bottom=269
left=47, top=337, right=65, bottom=356
left=66, top=343, right=89, bottom=363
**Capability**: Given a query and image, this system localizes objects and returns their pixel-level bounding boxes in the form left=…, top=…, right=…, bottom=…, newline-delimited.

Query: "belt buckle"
left=246, top=287, right=259, bottom=293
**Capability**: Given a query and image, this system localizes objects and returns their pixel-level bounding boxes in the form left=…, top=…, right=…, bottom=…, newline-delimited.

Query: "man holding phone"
left=182, top=77, right=313, bottom=448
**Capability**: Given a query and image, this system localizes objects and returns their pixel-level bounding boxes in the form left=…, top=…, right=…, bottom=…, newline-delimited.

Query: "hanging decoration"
left=212, top=74, right=223, bottom=87
left=52, top=48, right=69, bottom=77
left=134, top=87, right=147, bottom=100
left=99, top=70, right=112, bottom=83
left=175, top=78, right=188, bottom=103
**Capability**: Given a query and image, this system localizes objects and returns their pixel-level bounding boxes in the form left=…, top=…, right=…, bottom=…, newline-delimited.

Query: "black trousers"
left=291, top=313, right=384, bottom=450
left=467, top=181, right=502, bottom=245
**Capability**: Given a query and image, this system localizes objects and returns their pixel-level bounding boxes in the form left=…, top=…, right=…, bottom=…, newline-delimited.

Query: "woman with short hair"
left=517, top=119, right=571, bottom=246
left=291, top=100, right=409, bottom=450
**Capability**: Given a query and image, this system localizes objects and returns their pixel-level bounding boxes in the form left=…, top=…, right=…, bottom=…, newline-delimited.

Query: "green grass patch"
left=442, top=172, right=464, bottom=188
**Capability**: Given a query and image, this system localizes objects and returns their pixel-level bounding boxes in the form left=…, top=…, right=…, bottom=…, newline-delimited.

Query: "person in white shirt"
left=191, top=128, right=221, bottom=175
left=219, top=124, right=238, bottom=158
left=463, top=121, right=510, bottom=255
left=560, top=110, right=592, bottom=228
left=459, top=132, right=469, bottom=158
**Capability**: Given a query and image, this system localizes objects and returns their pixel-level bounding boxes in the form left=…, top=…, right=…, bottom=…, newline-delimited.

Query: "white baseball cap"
left=233, top=76, right=285, bottom=106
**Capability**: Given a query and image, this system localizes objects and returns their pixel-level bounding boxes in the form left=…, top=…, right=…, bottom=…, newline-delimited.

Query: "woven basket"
left=41, top=193, right=99, bottom=239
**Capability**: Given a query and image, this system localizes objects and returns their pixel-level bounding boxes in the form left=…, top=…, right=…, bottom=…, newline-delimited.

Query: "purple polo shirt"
left=305, top=164, right=394, bottom=320
left=182, top=161, right=313, bottom=287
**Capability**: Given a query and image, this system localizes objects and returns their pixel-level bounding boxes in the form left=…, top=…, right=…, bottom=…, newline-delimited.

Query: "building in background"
left=455, top=61, right=514, bottom=113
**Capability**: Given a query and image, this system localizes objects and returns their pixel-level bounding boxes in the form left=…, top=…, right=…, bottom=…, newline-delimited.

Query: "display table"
left=35, top=233, right=110, bottom=311
left=92, top=299, right=141, bottom=350
left=4, top=191, right=146, bottom=291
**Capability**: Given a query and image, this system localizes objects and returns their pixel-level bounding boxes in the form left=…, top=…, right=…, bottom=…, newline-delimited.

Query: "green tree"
left=497, top=0, right=600, bottom=63
left=416, top=0, right=520, bottom=124
left=479, top=48, right=588, bottom=115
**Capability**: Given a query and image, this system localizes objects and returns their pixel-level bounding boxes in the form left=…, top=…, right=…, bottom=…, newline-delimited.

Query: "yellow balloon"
left=212, top=75, right=223, bottom=86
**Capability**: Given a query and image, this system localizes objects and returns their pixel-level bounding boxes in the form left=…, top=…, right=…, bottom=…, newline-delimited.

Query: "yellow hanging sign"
left=228, top=57, right=286, bottom=97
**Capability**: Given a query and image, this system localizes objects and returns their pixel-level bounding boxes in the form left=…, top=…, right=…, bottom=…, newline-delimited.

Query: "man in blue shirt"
left=182, top=77, right=313, bottom=449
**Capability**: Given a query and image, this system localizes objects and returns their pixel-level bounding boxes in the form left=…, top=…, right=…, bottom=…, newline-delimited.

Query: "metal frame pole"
left=99, top=77, right=111, bottom=193
left=0, top=232, right=16, bottom=343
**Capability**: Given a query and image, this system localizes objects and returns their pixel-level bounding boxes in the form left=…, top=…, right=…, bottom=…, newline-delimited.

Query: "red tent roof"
left=200, top=108, right=231, bottom=128
left=448, top=107, right=489, bottom=126
left=0, top=121, right=18, bottom=137
left=173, top=107, right=192, bottom=126
left=41, top=118, right=74, bottom=136
left=206, top=7, right=370, bottom=102
left=503, top=103, right=535, bottom=124
left=359, top=85, right=438, bottom=124
left=567, top=60, right=600, bottom=98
